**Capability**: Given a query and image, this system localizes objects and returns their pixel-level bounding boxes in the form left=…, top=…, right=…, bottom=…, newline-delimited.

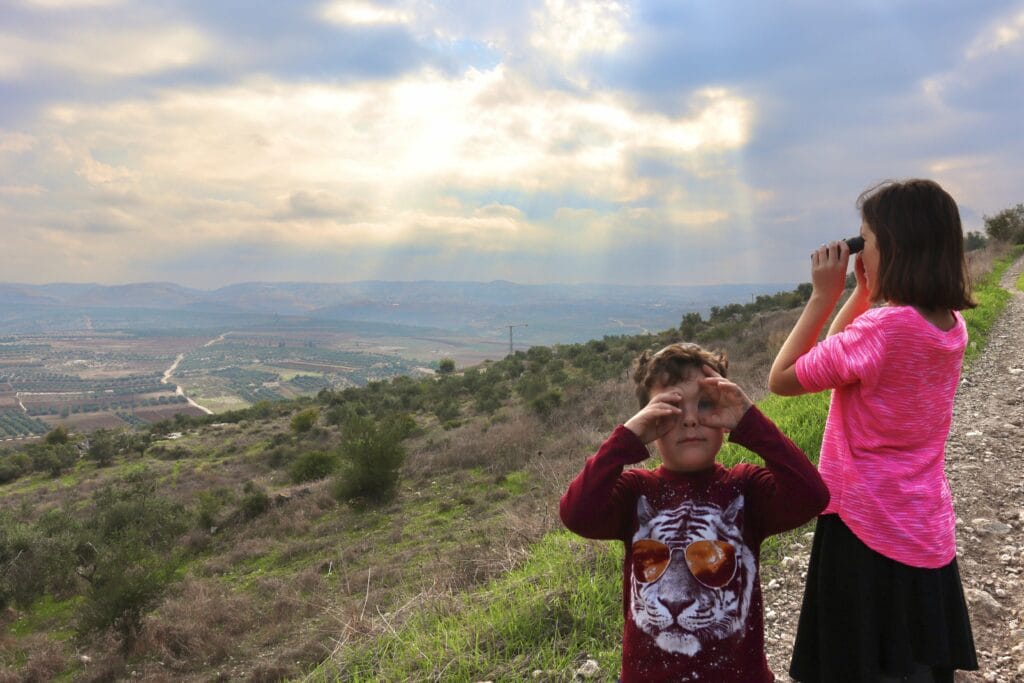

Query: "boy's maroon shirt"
left=560, top=406, right=828, bottom=683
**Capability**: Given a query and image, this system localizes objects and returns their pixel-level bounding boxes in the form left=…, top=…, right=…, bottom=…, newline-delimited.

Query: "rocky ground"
left=761, top=254, right=1024, bottom=683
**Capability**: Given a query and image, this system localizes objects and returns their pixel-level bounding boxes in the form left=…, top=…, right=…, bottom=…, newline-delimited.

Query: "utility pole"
left=508, top=323, right=528, bottom=354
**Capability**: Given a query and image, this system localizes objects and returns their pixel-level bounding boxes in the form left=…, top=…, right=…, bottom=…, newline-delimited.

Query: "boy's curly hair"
left=632, top=342, right=728, bottom=407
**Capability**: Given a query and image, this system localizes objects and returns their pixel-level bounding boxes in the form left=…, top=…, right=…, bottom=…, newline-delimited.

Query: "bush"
left=984, top=203, right=1024, bottom=243
left=45, top=426, right=69, bottom=445
left=195, top=488, right=234, bottom=530
left=289, top=450, right=339, bottom=483
left=77, top=473, right=188, bottom=652
left=965, top=231, right=987, bottom=251
left=240, top=482, right=271, bottom=520
left=290, top=408, right=319, bottom=434
left=528, top=389, right=562, bottom=419
left=87, top=429, right=117, bottom=467
left=332, top=414, right=410, bottom=505
left=437, top=358, right=456, bottom=374
left=0, top=512, right=80, bottom=611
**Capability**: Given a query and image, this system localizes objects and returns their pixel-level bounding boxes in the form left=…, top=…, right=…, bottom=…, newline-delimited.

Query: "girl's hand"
left=624, top=390, right=682, bottom=445
left=810, top=240, right=850, bottom=303
left=698, top=365, right=753, bottom=431
left=852, top=253, right=870, bottom=298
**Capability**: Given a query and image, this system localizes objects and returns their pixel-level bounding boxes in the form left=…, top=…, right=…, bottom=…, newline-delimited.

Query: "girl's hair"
left=632, top=342, right=728, bottom=407
left=857, top=179, right=976, bottom=310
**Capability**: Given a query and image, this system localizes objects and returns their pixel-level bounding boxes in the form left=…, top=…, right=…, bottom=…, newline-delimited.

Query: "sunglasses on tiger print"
left=631, top=539, right=737, bottom=589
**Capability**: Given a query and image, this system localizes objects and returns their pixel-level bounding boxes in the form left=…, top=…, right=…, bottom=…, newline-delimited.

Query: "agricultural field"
left=0, top=325, right=499, bottom=434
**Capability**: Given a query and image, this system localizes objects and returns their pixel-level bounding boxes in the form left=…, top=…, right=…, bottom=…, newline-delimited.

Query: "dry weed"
left=141, top=579, right=258, bottom=671
left=0, top=633, right=66, bottom=683
left=408, top=414, right=547, bottom=476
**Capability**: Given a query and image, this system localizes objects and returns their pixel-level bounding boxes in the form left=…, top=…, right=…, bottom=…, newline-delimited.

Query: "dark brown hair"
left=632, top=342, right=728, bottom=407
left=857, top=179, right=976, bottom=310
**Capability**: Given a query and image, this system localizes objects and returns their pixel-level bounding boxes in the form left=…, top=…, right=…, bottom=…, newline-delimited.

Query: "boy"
left=560, top=343, right=828, bottom=682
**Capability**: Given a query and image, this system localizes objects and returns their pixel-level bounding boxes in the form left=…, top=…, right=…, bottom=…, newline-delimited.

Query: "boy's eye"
left=698, top=399, right=713, bottom=410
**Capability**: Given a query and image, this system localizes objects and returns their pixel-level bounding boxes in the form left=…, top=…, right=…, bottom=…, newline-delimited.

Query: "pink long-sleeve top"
left=795, top=304, right=967, bottom=568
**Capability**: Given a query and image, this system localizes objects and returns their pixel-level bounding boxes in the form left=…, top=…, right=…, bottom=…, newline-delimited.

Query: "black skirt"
left=789, top=514, right=978, bottom=683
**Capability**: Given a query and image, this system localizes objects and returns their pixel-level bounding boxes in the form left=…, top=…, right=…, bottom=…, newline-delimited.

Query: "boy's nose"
left=678, top=406, right=699, bottom=427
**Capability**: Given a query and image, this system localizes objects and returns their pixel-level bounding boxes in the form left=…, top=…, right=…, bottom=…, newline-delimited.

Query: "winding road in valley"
left=158, top=332, right=232, bottom=416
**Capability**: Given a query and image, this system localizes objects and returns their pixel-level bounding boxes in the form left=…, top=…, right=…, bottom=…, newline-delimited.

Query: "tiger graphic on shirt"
left=630, top=495, right=755, bottom=656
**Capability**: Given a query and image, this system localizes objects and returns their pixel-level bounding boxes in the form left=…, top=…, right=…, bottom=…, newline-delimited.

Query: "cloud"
left=966, top=8, right=1024, bottom=57
left=18, top=0, right=122, bottom=7
left=530, top=0, right=631, bottom=64
left=2, top=1, right=1020, bottom=289
left=318, top=0, right=414, bottom=26
left=0, top=22, right=212, bottom=81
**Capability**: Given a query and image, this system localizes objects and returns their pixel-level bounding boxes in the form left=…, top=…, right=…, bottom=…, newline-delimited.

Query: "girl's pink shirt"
left=795, top=305, right=966, bottom=568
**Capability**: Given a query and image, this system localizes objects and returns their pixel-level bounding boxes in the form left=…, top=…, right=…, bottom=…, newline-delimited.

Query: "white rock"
left=964, top=588, right=1004, bottom=618
left=575, top=659, right=601, bottom=679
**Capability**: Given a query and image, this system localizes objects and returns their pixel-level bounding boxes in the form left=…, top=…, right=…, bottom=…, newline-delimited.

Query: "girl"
left=768, top=179, right=979, bottom=682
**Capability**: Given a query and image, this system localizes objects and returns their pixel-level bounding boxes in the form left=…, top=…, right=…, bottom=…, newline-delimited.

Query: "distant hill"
left=0, top=280, right=796, bottom=344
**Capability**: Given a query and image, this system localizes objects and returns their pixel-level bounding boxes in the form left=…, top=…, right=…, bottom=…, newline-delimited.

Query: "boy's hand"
left=698, top=365, right=753, bottom=431
left=623, top=390, right=683, bottom=445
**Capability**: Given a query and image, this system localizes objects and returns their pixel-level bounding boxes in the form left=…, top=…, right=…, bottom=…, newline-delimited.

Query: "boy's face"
left=649, top=369, right=724, bottom=473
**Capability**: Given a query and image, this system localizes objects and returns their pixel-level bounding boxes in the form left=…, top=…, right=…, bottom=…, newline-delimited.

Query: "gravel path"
left=762, top=253, right=1024, bottom=683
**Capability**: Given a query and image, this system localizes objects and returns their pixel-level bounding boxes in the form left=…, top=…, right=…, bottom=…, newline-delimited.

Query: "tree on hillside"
left=45, top=425, right=69, bottom=445
left=76, top=472, right=188, bottom=653
left=87, top=429, right=117, bottom=467
left=332, top=414, right=413, bottom=505
left=984, top=203, right=1024, bottom=243
left=437, top=358, right=456, bottom=374
left=965, top=231, right=987, bottom=251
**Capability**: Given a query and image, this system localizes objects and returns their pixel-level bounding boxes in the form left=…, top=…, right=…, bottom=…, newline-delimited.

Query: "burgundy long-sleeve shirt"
left=560, top=406, right=828, bottom=683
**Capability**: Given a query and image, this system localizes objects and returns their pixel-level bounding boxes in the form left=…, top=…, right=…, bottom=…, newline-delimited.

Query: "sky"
left=1, top=0, right=1022, bottom=289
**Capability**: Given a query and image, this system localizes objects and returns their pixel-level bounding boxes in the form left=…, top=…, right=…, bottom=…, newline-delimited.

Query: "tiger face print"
left=630, top=495, right=755, bottom=656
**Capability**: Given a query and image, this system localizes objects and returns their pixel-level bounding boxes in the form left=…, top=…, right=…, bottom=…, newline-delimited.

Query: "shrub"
left=77, top=474, right=188, bottom=652
left=434, top=399, right=460, bottom=423
left=984, top=203, right=1024, bottom=243
left=528, top=389, right=562, bottom=419
left=195, top=488, right=234, bottom=530
left=437, top=358, right=456, bottom=374
left=0, top=512, right=81, bottom=611
left=332, top=414, right=410, bottom=505
left=45, top=425, right=69, bottom=445
left=240, top=482, right=271, bottom=520
left=87, top=430, right=118, bottom=467
left=290, top=408, right=319, bottom=434
left=289, top=450, right=339, bottom=484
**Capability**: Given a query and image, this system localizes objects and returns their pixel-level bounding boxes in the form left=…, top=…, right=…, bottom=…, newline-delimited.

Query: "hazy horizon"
left=0, top=277, right=797, bottom=290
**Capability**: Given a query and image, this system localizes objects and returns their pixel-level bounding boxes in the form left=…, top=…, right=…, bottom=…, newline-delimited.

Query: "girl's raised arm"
left=768, top=240, right=850, bottom=395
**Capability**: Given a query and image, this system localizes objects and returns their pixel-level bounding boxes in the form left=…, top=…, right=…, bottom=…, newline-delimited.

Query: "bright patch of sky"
left=1, top=0, right=1022, bottom=288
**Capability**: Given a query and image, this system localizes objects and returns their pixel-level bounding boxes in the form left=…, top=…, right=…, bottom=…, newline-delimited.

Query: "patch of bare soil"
left=763, top=254, right=1024, bottom=683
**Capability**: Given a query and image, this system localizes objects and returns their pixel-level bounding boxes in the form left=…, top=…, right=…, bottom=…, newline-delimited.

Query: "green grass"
left=307, top=532, right=624, bottom=682
left=310, top=393, right=829, bottom=682
left=307, top=251, right=1022, bottom=683
left=962, top=246, right=1024, bottom=363
left=7, top=595, right=81, bottom=640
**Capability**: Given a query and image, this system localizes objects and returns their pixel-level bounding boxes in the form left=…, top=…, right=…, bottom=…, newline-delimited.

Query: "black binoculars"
left=844, top=236, right=864, bottom=254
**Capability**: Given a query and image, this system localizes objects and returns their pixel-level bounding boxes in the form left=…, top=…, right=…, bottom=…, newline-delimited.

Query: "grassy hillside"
left=308, top=245, right=1024, bottom=682
left=1, top=245, right=1018, bottom=683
